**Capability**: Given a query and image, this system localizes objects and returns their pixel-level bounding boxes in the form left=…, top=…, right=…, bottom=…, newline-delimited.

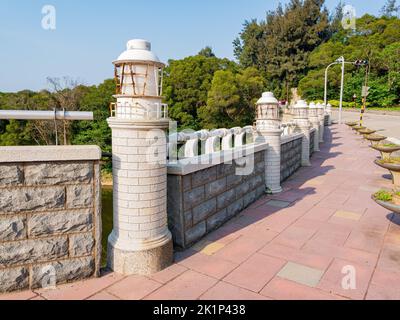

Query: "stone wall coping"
left=167, top=142, right=268, bottom=176
left=281, top=132, right=304, bottom=144
left=0, top=145, right=102, bottom=163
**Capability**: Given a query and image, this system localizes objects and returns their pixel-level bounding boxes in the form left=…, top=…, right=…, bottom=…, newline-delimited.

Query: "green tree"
left=234, top=0, right=330, bottom=98
left=198, top=67, right=264, bottom=129
left=72, top=79, right=115, bottom=154
left=381, top=0, right=399, bottom=18
left=299, top=15, right=400, bottom=107
left=163, top=50, right=236, bottom=129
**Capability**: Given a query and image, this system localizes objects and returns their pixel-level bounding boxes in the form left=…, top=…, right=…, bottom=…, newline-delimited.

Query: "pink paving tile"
left=302, top=206, right=337, bottom=222
left=344, top=229, right=385, bottom=254
left=178, top=252, right=238, bottom=279
left=292, top=218, right=324, bottom=231
left=228, top=213, right=264, bottom=228
left=258, top=214, right=299, bottom=233
left=213, top=235, right=267, bottom=264
left=365, top=269, right=400, bottom=300
left=200, top=281, right=270, bottom=300
left=302, top=240, right=378, bottom=267
left=87, top=291, right=120, bottom=300
left=259, top=243, right=332, bottom=270
left=203, top=224, right=242, bottom=245
left=0, top=290, right=37, bottom=300
left=310, top=226, right=351, bottom=246
left=384, top=231, right=400, bottom=246
left=149, top=264, right=188, bottom=284
left=270, top=189, right=311, bottom=203
left=37, top=272, right=125, bottom=300
left=234, top=225, right=279, bottom=243
left=260, top=277, right=345, bottom=300
left=106, top=275, right=161, bottom=300
left=223, top=253, right=286, bottom=293
left=144, top=270, right=218, bottom=300
left=270, top=225, right=317, bottom=249
left=366, top=284, right=400, bottom=300
left=317, top=258, right=375, bottom=300
left=376, top=243, right=400, bottom=273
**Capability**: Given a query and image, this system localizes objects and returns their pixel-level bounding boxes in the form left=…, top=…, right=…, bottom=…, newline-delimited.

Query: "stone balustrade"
left=169, top=126, right=254, bottom=159
left=281, top=122, right=297, bottom=136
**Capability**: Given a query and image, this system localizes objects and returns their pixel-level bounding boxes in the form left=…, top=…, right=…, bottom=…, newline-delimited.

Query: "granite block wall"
left=310, top=129, right=315, bottom=156
left=167, top=150, right=265, bottom=249
left=280, top=137, right=302, bottom=182
left=0, top=157, right=101, bottom=293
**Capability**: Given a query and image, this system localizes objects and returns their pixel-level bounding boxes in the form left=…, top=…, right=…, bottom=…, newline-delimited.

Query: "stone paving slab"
left=1, top=124, right=400, bottom=300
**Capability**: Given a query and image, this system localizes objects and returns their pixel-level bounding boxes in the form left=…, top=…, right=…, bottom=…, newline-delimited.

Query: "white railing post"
left=308, top=102, right=320, bottom=152
left=293, top=100, right=311, bottom=166
left=255, top=92, right=282, bottom=194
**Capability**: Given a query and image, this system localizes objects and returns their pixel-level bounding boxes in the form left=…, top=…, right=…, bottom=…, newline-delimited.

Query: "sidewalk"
left=2, top=124, right=399, bottom=300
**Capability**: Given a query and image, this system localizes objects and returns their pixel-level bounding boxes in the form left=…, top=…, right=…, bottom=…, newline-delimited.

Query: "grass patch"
left=381, top=143, right=400, bottom=148
left=378, top=157, right=400, bottom=164
left=374, top=190, right=393, bottom=202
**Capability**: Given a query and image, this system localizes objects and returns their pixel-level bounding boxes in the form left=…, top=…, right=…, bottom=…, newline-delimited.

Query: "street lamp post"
left=324, top=57, right=355, bottom=125
left=324, top=62, right=338, bottom=106
left=338, top=56, right=345, bottom=125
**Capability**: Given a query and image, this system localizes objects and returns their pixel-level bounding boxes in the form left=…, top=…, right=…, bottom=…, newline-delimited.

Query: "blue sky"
left=0, top=0, right=386, bottom=92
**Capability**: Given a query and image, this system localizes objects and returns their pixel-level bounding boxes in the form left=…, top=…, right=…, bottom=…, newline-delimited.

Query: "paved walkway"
left=2, top=124, right=400, bottom=300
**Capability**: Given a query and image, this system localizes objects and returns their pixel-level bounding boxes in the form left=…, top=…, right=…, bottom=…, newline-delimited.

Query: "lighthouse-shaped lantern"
left=107, top=39, right=173, bottom=276
left=111, top=39, right=167, bottom=120
left=255, top=92, right=280, bottom=131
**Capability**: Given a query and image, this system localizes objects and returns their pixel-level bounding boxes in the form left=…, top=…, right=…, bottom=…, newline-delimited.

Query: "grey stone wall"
left=280, top=137, right=302, bottom=182
left=0, top=160, right=101, bottom=293
left=167, top=151, right=265, bottom=249
left=324, top=114, right=329, bottom=126
left=310, top=130, right=315, bottom=156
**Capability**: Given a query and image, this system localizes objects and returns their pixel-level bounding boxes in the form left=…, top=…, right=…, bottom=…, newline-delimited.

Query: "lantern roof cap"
left=113, top=39, right=164, bottom=66
left=294, top=100, right=308, bottom=108
left=256, top=92, right=278, bottom=105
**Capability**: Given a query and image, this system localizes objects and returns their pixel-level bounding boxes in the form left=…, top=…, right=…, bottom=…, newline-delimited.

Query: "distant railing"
left=168, top=125, right=255, bottom=159
left=281, top=122, right=296, bottom=136
left=0, top=109, right=93, bottom=145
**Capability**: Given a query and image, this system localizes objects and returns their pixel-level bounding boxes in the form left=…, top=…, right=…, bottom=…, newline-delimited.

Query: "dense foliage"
left=298, top=15, right=400, bottom=107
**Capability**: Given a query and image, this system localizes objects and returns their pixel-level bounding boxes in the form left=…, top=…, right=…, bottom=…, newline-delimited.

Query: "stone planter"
left=371, top=144, right=400, bottom=161
left=373, top=196, right=400, bottom=214
left=365, top=134, right=387, bottom=146
left=359, top=129, right=376, bottom=135
left=352, top=126, right=366, bottom=132
left=374, top=159, right=400, bottom=191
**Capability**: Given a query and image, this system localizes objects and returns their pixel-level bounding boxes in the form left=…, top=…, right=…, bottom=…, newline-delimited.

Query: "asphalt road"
left=332, top=109, right=400, bottom=139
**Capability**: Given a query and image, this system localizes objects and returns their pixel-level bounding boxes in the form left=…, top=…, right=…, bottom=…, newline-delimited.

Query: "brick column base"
left=107, top=118, right=173, bottom=275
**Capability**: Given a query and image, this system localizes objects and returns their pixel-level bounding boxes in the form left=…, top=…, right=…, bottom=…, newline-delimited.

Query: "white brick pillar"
left=255, top=92, right=282, bottom=194
left=308, top=102, right=320, bottom=152
left=326, top=103, right=332, bottom=125
left=317, top=103, right=325, bottom=143
left=293, top=100, right=311, bottom=166
left=107, top=39, right=173, bottom=275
